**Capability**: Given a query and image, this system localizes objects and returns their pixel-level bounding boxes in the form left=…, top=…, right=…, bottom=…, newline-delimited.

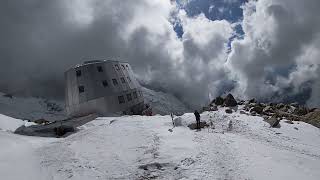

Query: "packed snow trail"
left=1, top=109, right=320, bottom=180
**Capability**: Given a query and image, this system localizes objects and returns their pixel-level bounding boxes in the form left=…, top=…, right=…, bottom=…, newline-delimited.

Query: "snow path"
left=1, top=110, right=320, bottom=180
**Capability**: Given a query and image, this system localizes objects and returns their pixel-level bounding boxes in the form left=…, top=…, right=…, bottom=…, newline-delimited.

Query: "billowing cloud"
left=0, top=0, right=233, bottom=108
left=1, top=0, right=320, bottom=108
left=227, top=0, right=320, bottom=106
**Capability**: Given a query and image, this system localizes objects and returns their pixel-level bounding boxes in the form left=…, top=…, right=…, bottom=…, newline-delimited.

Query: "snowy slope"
left=0, top=87, right=189, bottom=122
left=142, top=87, right=190, bottom=115
left=1, top=108, right=320, bottom=180
left=0, top=92, right=66, bottom=121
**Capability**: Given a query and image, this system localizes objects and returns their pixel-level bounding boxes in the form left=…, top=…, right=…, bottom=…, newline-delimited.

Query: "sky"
left=0, top=0, right=320, bottom=108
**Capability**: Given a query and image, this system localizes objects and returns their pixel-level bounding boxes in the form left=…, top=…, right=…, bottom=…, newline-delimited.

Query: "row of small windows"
left=76, top=66, right=104, bottom=77
left=115, top=64, right=129, bottom=71
left=76, top=64, right=130, bottom=78
left=78, top=77, right=133, bottom=93
left=118, top=91, right=142, bottom=104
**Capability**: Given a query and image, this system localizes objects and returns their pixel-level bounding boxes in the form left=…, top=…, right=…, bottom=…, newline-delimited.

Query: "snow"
left=0, top=114, right=35, bottom=132
left=0, top=107, right=320, bottom=179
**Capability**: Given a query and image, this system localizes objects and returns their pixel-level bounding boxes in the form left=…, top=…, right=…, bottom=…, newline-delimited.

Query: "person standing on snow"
left=194, top=110, right=200, bottom=129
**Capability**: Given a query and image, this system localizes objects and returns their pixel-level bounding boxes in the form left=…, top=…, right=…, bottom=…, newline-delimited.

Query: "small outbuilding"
left=65, top=60, right=144, bottom=117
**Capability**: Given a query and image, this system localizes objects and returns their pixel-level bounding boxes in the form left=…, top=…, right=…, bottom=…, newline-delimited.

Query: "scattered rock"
left=224, top=94, right=237, bottom=107
left=248, top=98, right=256, bottom=104
left=240, top=110, right=247, bottom=115
left=264, top=116, right=281, bottom=128
left=187, top=122, right=209, bottom=130
left=304, top=110, right=320, bottom=128
left=250, top=105, right=264, bottom=114
left=34, top=118, right=50, bottom=124
left=54, top=125, right=75, bottom=136
left=294, top=127, right=299, bottom=130
left=276, top=103, right=285, bottom=109
left=293, top=106, right=309, bottom=116
left=225, top=109, right=233, bottom=114
left=263, top=106, right=274, bottom=114
left=284, top=120, right=294, bottom=124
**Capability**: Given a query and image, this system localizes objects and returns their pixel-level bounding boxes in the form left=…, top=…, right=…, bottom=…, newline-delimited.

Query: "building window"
left=127, top=77, right=131, bottom=82
left=121, top=77, right=126, bottom=83
left=133, top=91, right=138, bottom=99
left=118, top=95, right=125, bottom=104
left=76, top=70, right=81, bottom=77
left=121, top=64, right=125, bottom=70
left=97, top=66, right=103, bottom=72
left=112, top=79, right=118, bottom=85
left=115, top=64, right=120, bottom=70
left=102, top=80, right=108, bottom=87
left=127, top=93, right=132, bottom=101
left=78, top=86, right=84, bottom=93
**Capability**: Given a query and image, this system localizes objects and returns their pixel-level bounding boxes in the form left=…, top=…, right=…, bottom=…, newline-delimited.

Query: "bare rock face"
left=224, top=94, right=237, bottom=107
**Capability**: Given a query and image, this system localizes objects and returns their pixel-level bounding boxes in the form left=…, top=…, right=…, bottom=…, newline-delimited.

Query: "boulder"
left=54, top=125, right=75, bottom=137
left=304, top=110, right=320, bottom=128
left=263, top=106, right=274, bottom=114
left=214, top=96, right=224, bottom=106
left=187, top=122, right=209, bottom=130
left=224, top=94, right=237, bottom=107
left=250, top=105, right=264, bottom=114
left=225, top=109, right=233, bottom=114
left=293, top=106, right=309, bottom=116
left=276, top=103, right=285, bottom=109
left=248, top=98, right=256, bottom=104
left=264, top=116, right=280, bottom=128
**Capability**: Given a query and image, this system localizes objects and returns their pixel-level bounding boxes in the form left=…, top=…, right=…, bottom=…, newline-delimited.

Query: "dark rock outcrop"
left=225, top=109, right=233, bottom=114
left=213, top=96, right=224, bottom=106
left=224, top=94, right=237, bottom=107
left=264, top=116, right=281, bottom=128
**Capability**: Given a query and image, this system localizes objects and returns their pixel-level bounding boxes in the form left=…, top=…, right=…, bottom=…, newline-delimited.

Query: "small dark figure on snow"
left=194, top=110, right=200, bottom=129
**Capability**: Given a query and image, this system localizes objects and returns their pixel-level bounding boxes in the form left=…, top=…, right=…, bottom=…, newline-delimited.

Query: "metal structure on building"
left=65, top=60, right=144, bottom=117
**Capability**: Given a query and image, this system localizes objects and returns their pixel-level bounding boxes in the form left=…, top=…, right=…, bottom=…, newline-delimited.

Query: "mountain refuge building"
left=64, top=60, right=145, bottom=117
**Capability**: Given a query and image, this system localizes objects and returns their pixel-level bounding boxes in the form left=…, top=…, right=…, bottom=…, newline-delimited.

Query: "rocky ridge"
left=203, top=94, right=320, bottom=128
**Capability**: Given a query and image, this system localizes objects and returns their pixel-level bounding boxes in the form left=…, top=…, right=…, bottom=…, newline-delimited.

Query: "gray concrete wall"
left=65, top=60, right=144, bottom=117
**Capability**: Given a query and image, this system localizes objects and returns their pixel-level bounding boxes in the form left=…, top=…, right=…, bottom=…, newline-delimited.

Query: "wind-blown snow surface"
left=1, top=109, right=320, bottom=180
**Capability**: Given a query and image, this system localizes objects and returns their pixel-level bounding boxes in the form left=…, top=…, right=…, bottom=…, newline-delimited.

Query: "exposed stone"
left=304, top=110, right=320, bottom=128
left=34, top=118, right=50, bottom=124
left=294, top=127, right=299, bottom=130
left=249, top=98, right=256, bottom=104
left=263, top=106, right=274, bottom=114
left=293, top=106, right=309, bottom=116
left=250, top=105, right=264, bottom=114
left=264, top=116, right=281, bottom=128
left=225, top=109, right=233, bottom=114
left=276, top=103, right=285, bottom=109
left=224, top=94, right=237, bottom=107
left=54, top=125, right=75, bottom=137
left=240, top=110, right=247, bottom=115
left=187, top=122, right=209, bottom=130
left=284, top=120, right=294, bottom=124
left=214, top=96, right=224, bottom=106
